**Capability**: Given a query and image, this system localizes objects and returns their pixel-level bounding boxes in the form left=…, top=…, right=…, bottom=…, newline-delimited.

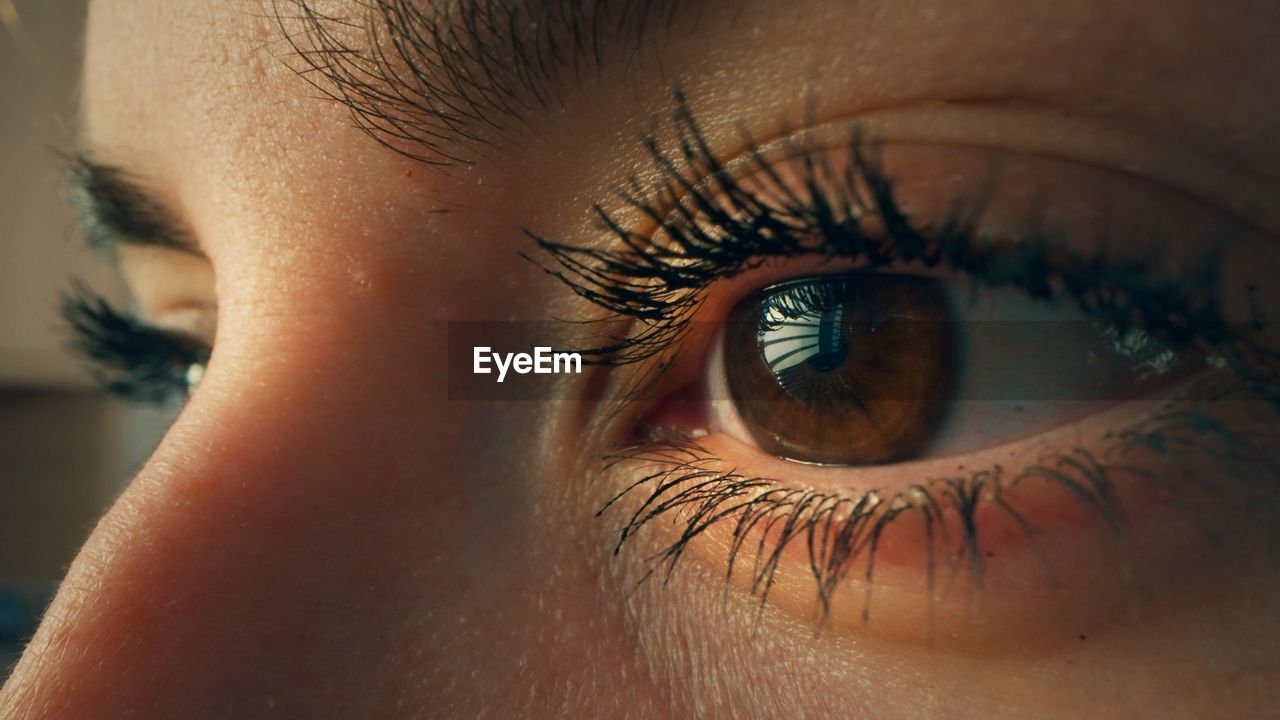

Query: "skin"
left=3, top=0, right=1280, bottom=717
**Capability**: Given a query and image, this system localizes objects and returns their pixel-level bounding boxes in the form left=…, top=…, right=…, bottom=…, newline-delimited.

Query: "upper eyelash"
left=525, top=90, right=1269, bottom=377
left=60, top=281, right=209, bottom=404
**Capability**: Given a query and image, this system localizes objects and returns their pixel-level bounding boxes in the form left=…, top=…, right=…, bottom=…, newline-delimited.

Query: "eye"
left=705, top=270, right=1203, bottom=467
left=533, top=97, right=1280, bottom=646
left=61, top=283, right=212, bottom=404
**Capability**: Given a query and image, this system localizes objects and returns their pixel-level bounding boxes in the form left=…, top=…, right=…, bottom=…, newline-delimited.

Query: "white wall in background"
left=0, top=0, right=123, bottom=386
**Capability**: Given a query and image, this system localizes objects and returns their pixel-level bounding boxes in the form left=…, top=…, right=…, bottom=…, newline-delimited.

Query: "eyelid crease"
left=579, top=94, right=1277, bottom=246
left=714, top=99, right=1280, bottom=239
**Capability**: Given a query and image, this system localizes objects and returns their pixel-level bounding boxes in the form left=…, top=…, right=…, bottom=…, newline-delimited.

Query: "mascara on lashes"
left=528, top=95, right=1280, bottom=625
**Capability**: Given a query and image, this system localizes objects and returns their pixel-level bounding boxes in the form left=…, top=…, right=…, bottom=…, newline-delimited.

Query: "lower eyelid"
left=599, top=370, right=1275, bottom=650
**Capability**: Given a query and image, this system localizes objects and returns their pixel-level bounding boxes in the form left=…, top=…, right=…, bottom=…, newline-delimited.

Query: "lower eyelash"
left=603, top=439, right=1096, bottom=626
left=597, top=372, right=1280, bottom=627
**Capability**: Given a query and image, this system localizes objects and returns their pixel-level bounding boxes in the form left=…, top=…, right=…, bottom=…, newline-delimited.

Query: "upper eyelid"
left=527, top=99, right=1269, bottom=375
left=576, top=94, right=1280, bottom=276
left=726, top=102, right=1280, bottom=239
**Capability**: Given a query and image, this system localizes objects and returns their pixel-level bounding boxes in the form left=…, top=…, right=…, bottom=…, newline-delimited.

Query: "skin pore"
left=3, top=0, right=1280, bottom=718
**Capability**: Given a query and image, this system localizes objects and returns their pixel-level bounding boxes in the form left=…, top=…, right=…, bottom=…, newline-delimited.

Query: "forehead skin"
left=3, top=0, right=1279, bottom=717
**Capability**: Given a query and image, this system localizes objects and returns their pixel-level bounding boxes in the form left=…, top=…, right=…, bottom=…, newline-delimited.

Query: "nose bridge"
left=0, top=308, right=464, bottom=717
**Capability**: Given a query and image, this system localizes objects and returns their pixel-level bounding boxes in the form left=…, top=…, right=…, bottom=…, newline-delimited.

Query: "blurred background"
left=1, top=0, right=173, bottom=676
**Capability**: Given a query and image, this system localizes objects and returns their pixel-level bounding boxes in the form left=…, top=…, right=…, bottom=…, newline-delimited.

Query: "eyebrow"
left=69, top=156, right=202, bottom=255
left=278, top=0, right=682, bottom=166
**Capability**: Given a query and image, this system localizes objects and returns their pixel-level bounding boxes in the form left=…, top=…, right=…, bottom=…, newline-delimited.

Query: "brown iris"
left=723, top=273, right=959, bottom=465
